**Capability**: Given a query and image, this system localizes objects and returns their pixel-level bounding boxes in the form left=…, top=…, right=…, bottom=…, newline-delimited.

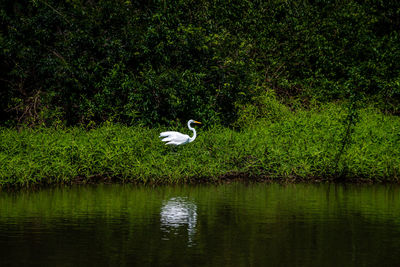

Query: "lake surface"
left=0, top=183, right=399, bottom=266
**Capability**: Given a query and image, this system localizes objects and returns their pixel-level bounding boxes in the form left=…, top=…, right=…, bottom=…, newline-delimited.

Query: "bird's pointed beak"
left=193, top=120, right=202, bottom=124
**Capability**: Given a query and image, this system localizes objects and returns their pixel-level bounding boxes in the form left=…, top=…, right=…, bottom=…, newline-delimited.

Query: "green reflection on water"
left=0, top=183, right=400, bottom=267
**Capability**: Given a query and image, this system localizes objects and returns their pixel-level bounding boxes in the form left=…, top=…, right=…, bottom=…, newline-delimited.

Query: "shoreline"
left=2, top=173, right=398, bottom=191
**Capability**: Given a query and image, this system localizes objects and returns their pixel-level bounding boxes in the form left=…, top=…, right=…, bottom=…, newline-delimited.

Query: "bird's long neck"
left=188, top=121, right=196, bottom=143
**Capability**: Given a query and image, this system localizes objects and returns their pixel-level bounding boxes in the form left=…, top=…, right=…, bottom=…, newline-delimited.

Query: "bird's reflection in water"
left=160, top=197, right=197, bottom=246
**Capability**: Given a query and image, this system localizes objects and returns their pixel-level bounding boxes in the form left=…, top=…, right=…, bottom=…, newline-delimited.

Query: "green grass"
left=0, top=104, right=399, bottom=186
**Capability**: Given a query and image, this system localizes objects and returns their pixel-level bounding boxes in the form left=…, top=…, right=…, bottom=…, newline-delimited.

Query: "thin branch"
left=37, top=0, right=72, bottom=25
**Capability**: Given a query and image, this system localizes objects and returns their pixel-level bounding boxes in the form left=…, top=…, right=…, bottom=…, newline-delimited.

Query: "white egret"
left=159, top=119, right=201, bottom=146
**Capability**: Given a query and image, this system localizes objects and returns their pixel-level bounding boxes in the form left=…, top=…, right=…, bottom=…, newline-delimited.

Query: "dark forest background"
left=1, top=0, right=399, bottom=127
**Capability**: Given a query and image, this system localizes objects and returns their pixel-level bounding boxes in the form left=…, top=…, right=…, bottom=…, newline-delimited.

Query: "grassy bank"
left=0, top=104, right=399, bottom=186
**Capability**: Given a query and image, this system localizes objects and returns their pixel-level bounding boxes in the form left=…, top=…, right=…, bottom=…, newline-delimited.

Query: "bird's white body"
left=160, top=120, right=201, bottom=146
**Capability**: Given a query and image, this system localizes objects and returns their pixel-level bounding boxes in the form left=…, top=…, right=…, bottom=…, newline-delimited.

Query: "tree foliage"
left=1, top=0, right=399, bottom=126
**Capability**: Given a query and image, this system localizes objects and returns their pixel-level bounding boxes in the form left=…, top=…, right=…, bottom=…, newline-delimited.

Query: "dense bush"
left=1, top=0, right=399, bottom=127
left=1, top=106, right=399, bottom=185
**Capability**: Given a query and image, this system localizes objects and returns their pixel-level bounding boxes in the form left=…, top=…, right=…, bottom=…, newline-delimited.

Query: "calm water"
left=0, top=183, right=400, bottom=266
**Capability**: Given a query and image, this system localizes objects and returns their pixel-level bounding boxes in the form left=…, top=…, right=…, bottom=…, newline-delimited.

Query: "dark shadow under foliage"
left=1, top=0, right=399, bottom=127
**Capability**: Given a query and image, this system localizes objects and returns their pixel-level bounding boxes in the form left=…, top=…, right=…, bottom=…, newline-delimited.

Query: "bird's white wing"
left=159, top=131, right=178, bottom=137
left=159, top=131, right=190, bottom=145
